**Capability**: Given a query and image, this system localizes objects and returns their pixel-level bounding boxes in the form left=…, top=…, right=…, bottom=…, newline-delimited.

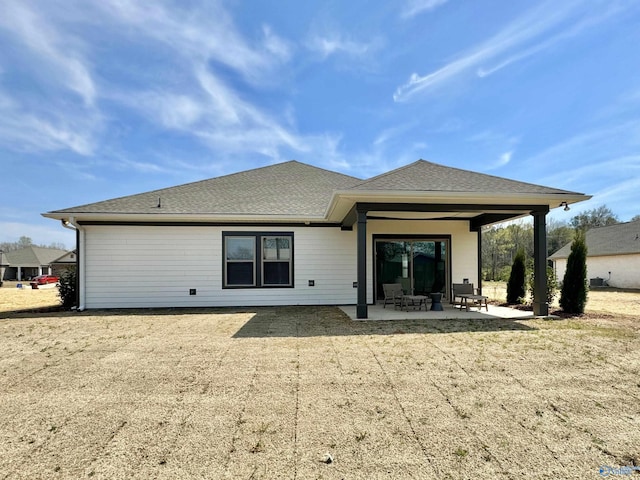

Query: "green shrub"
left=506, top=249, right=526, bottom=304
left=559, top=231, right=588, bottom=314
left=57, top=269, right=77, bottom=309
left=528, top=266, right=558, bottom=305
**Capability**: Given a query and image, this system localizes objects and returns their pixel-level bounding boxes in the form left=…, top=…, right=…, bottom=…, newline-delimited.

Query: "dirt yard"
left=0, top=285, right=639, bottom=479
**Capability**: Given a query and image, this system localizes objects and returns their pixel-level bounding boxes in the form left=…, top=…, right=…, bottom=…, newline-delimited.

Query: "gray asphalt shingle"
left=549, top=220, right=640, bottom=258
left=349, top=160, right=575, bottom=194
left=48, top=159, right=584, bottom=217
left=51, top=161, right=362, bottom=217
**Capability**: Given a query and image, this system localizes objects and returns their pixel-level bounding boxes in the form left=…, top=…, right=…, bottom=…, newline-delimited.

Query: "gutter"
left=61, top=217, right=85, bottom=311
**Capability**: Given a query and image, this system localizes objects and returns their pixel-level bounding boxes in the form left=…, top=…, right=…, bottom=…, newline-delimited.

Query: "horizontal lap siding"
left=83, top=225, right=356, bottom=308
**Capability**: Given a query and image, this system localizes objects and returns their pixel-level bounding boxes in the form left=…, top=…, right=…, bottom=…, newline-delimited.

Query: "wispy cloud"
left=306, top=32, right=377, bottom=60
left=0, top=1, right=96, bottom=105
left=0, top=1, right=100, bottom=156
left=393, top=1, right=625, bottom=101
left=491, top=151, right=513, bottom=169
left=0, top=91, right=97, bottom=155
left=400, top=0, right=449, bottom=19
left=98, top=0, right=290, bottom=86
left=90, top=0, right=318, bottom=162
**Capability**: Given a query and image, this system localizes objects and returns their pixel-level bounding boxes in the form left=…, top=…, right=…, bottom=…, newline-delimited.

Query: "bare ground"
left=0, top=284, right=639, bottom=479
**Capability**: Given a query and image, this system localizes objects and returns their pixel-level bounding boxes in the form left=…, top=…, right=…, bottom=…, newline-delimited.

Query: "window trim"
left=222, top=231, right=294, bottom=289
left=224, top=236, right=256, bottom=287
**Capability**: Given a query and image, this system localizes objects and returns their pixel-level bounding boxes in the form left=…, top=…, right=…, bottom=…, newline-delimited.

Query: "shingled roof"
left=549, top=220, right=640, bottom=259
left=349, top=160, right=575, bottom=195
left=46, top=159, right=587, bottom=220
left=5, top=247, right=69, bottom=267
left=51, top=161, right=361, bottom=217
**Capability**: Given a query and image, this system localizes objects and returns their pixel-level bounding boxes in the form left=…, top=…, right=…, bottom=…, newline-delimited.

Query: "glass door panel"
left=375, top=238, right=449, bottom=301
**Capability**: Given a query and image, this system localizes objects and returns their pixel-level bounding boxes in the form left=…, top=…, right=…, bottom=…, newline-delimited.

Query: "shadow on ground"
left=231, top=306, right=536, bottom=338
left=0, top=305, right=536, bottom=337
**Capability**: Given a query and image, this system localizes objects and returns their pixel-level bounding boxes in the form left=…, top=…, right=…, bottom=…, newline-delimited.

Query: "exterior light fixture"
left=560, top=201, right=570, bottom=211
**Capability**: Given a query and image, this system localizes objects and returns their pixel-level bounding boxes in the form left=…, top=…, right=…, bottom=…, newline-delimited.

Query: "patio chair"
left=451, top=282, right=476, bottom=307
left=382, top=283, right=404, bottom=309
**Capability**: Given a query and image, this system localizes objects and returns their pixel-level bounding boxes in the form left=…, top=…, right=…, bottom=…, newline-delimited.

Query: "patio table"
left=400, top=294, right=428, bottom=311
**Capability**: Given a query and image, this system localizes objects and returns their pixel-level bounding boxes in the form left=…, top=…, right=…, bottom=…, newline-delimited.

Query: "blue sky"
left=1, top=0, right=640, bottom=249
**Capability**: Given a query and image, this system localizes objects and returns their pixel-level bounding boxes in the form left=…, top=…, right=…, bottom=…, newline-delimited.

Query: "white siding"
left=554, top=254, right=640, bottom=289
left=82, top=220, right=479, bottom=308
left=83, top=225, right=357, bottom=308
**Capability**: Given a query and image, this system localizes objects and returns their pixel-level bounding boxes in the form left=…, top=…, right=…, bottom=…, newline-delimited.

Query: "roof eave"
left=324, top=190, right=591, bottom=222
left=42, top=211, right=329, bottom=224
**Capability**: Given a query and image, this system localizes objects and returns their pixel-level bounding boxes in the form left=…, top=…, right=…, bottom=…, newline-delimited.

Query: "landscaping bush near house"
left=58, top=269, right=77, bottom=309
left=506, top=248, right=526, bottom=304
left=560, top=231, right=588, bottom=314
left=528, top=266, right=558, bottom=306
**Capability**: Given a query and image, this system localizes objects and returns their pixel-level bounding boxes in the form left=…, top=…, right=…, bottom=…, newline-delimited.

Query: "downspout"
left=61, top=217, right=85, bottom=311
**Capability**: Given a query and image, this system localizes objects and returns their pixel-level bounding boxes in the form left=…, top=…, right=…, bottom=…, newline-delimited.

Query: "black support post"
left=532, top=209, right=549, bottom=316
left=356, top=207, right=368, bottom=319
left=476, top=228, right=483, bottom=295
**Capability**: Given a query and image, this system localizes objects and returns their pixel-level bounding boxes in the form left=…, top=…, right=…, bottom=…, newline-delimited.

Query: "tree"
left=559, top=231, right=588, bottom=314
left=547, top=218, right=574, bottom=256
left=17, top=236, right=34, bottom=248
left=506, top=248, right=526, bottom=304
left=631, top=214, right=640, bottom=222
left=570, top=205, right=618, bottom=231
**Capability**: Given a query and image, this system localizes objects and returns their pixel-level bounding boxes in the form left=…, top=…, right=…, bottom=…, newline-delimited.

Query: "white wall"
left=365, top=220, right=478, bottom=302
left=82, top=220, right=479, bottom=308
left=83, top=225, right=357, bottom=308
left=555, top=254, right=640, bottom=289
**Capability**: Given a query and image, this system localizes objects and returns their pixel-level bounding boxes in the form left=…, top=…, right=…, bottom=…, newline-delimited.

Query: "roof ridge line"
left=349, top=159, right=425, bottom=188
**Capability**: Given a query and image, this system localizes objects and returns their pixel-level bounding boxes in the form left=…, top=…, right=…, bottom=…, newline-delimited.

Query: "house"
left=50, top=250, right=77, bottom=277
left=1, top=246, right=69, bottom=281
left=43, top=160, right=590, bottom=317
left=549, top=220, right=640, bottom=289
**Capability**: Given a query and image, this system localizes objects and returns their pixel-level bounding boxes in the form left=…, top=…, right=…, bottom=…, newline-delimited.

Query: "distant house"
left=1, top=246, right=69, bottom=281
left=51, top=250, right=77, bottom=276
left=43, top=160, right=590, bottom=317
left=550, top=220, right=640, bottom=289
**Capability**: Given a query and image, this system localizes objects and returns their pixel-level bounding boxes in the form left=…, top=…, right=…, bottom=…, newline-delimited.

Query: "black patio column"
left=532, top=208, right=549, bottom=316
left=476, top=228, right=483, bottom=295
left=356, top=206, right=368, bottom=319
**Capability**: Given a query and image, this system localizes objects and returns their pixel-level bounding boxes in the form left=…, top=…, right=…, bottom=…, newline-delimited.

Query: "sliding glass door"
left=375, top=238, right=449, bottom=300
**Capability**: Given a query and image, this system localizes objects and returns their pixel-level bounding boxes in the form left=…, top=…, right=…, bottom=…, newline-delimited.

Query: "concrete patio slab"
left=340, top=303, right=538, bottom=321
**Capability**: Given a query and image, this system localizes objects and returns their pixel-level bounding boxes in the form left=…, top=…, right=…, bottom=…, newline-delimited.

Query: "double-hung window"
left=223, top=232, right=293, bottom=288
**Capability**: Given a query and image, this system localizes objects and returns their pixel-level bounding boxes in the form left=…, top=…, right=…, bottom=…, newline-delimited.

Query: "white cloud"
left=393, top=1, right=625, bottom=101
left=0, top=100, right=96, bottom=155
left=0, top=2, right=100, bottom=156
left=497, top=151, right=513, bottom=167
left=307, top=33, right=375, bottom=59
left=400, top=0, right=449, bottom=19
left=98, top=0, right=290, bottom=86
left=0, top=1, right=96, bottom=105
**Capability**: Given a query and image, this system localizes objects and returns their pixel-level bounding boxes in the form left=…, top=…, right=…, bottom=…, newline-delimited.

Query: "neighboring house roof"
left=44, top=159, right=590, bottom=224
left=51, top=250, right=77, bottom=264
left=348, top=160, right=574, bottom=195
left=5, top=247, right=69, bottom=267
left=549, top=220, right=640, bottom=259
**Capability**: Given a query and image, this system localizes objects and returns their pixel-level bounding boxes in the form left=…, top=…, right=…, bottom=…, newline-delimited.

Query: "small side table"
left=401, top=295, right=428, bottom=311
left=430, top=292, right=444, bottom=311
